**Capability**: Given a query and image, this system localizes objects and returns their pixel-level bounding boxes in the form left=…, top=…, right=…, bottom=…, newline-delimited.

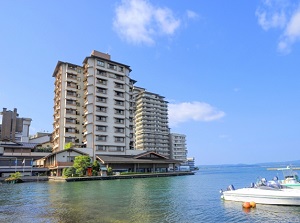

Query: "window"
left=96, top=135, right=107, bottom=141
left=115, top=82, right=124, bottom=89
left=96, top=145, right=106, bottom=151
left=115, top=127, right=124, bottom=133
left=108, top=63, right=117, bottom=70
left=96, top=97, right=107, bottom=103
left=97, top=78, right=107, bottom=85
left=65, top=137, right=75, bottom=143
left=66, top=118, right=76, bottom=124
left=108, top=146, right=125, bottom=152
left=115, top=109, right=124, bottom=115
left=96, top=106, right=107, bottom=112
left=115, top=118, right=124, bottom=124
left=66, top=108, right=76, bottom=114
left=65, top=127, right=75, bottom=133
left=115, top=74, right=123, bottom=80
left=67, top=90, right=76, bottom=97
left=67, top=81, right=77, bottom=88
left=67, top=73, right=77, bottom=79
left=97, top=87, right=107, bottom=94
left=119, top=66, right=124, bottom=72
left=115, top=137, right=124, bottom=142
left=66, top=99, right=75, bottom=105
left=96, top=125, right=107, bottom=131
left=96, top=116, right=107, bottom=122
left=115, top=91, right=124, bottom=97
left=97, top=60, right=105, bottom=67
left=97, top=69, right=106, bottom=76
left=115, top=100, right=124, bottom=106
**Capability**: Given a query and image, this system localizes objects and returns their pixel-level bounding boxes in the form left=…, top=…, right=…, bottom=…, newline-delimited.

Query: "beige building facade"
left=133, top=87, right=170, bottom=157
left=52, top=51, right=135, bottom=160
left=51, top=50, right=189, bottom=162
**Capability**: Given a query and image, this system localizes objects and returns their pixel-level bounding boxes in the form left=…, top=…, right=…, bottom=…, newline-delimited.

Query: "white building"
left=170, top=133, right=187, bottom=161
left=52, top=50, right=189, bottom=161
left=133, top=87, right=170, bottom=157
left=52, top=50, right=136, bottom=160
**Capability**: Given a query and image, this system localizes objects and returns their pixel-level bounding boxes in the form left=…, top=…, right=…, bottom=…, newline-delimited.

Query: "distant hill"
left=197, top=160, right=300, bottom=168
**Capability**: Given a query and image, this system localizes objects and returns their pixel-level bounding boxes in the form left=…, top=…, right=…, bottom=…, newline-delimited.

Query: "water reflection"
left=2, top=166, right=300, bottom=223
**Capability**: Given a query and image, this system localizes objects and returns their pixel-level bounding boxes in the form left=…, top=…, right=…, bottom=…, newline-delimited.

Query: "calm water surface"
left=1, top=165, right=300, bottom=223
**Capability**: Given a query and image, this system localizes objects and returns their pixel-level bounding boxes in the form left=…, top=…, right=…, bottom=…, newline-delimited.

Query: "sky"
left=1, top=0, right=300, bottom=165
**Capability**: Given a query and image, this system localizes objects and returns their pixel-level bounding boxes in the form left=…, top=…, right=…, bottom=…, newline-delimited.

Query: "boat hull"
left=221, top=188, right=300, bottom=206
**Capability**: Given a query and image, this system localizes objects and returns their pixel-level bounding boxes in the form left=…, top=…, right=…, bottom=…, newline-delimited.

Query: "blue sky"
left=1, top=0, right=300, bottom=165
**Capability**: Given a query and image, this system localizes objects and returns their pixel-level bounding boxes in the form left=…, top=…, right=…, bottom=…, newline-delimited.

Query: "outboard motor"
left=227, top=185, right=235, bottom=191
left=261, top=178, right=267, bottom=186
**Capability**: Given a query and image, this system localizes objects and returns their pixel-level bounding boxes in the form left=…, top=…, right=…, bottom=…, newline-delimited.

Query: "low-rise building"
left=170, top=133, right=187, bottom=162
left=0, top=141, right=50, bottom=177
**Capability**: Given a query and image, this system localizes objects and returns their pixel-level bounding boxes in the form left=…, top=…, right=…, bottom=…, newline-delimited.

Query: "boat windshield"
left=277, top=166, right=299, bottom=181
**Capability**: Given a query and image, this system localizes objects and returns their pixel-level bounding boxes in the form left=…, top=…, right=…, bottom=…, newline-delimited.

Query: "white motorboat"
left=275, top=166, right=300, bottom=189
left=220, top=180, right=300, bottom=206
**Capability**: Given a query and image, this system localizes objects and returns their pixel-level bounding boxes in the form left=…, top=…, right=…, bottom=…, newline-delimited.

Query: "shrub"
left=63, top=167, right=77, bottom=178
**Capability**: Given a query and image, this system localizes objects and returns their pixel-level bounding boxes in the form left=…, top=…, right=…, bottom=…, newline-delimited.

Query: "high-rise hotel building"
left=52, top=50, right=179, bottom=161
left=52, top=50, right=135, bottom=159
left=133, top=87, right=170, bottom=157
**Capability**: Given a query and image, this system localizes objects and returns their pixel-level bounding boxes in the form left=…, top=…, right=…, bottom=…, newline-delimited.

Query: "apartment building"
left=82, top=50, right=135, bottom=157
left=52, top=62, right=84, bottom=153
left=133, top=87, right=170, bottom=157
left=0, top=108, right=32, bottom=143
left=52, top=50, right=135, bottom=159
left=170, top=133, right=187, bottom=161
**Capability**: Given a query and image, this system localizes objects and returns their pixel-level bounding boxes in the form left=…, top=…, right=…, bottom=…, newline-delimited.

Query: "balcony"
left=46, top=162, right=74, bottom=168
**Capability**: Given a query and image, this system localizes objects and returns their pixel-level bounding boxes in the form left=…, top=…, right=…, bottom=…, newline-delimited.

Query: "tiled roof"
left=0, top=142, right=39, bottom=149
left=96, top=153, right=181, bottom=164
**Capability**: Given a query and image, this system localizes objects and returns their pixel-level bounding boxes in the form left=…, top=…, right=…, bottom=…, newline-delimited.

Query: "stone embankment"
left=0, top=172, right=195, bottom=183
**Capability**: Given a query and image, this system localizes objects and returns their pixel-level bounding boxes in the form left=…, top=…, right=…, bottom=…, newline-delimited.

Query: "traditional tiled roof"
left=96, top=152, right=180, bottom=164
left=0, top=142, right=39, bottom=149
left=43, top=148, right=88, bottom=159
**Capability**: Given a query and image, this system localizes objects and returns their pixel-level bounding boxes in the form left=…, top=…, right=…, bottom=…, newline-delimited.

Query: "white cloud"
left=278, top=9, right=300, bottom=53
left=113, top=0, right=180, bottom=45
left=168, top=101, right=225, bottom=127
left=186, top=10, right=199, bottom=19
left=256, top=0, right=300, bottom=53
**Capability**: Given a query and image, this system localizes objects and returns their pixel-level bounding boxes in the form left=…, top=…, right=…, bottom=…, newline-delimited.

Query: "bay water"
left=1, top=165, right=300, bottom=222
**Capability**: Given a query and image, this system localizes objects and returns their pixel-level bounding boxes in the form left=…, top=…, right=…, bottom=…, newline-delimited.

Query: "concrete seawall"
left=0, top=172, right=195, bottom=183
left=64, top=172, right=195, bottom=182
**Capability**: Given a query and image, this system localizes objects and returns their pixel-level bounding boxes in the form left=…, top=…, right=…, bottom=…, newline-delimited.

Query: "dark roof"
left=43, top=148, right=88, bottom=159
left=0, top=142, right=39, bottom=149
left=96, top=152, right=180, bottom=164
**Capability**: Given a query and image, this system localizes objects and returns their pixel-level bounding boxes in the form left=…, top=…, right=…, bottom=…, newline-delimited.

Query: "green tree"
left=64, top=142, right=73, bottom=150
left=107, top=167, right=113, bottom=175
left=92, top=160, right=100, bottom=172
left=73, top=155, right=91, bottom=176
left=63, top=167, right=77, bottom=178
left=10, top=172, right=21, bottom=179
left=92, top=161, right=100, bottom=176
